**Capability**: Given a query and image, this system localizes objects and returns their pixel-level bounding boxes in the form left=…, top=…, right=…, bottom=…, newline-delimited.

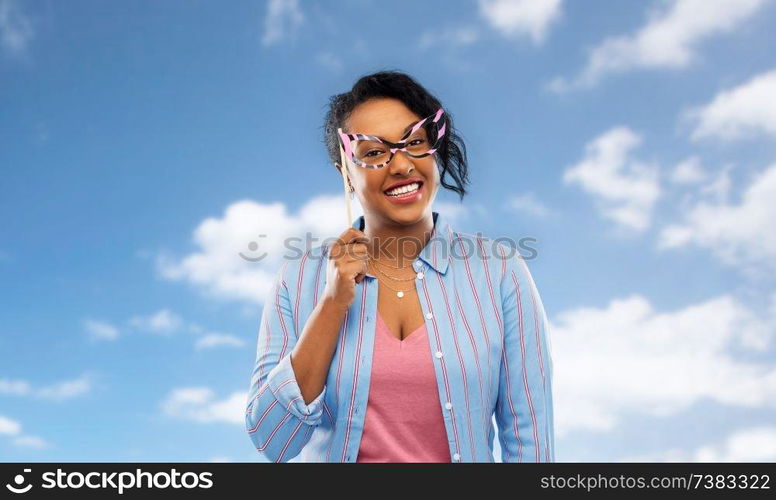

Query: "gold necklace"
left=369, top=257, right=413, bottom=270
left=374, top=274, right=417, bottom=298
left=370, top=263, right=416, bottom=282
left=367, top=255, right=419, bottom=280
left=367, top=256, right=422, bottom=298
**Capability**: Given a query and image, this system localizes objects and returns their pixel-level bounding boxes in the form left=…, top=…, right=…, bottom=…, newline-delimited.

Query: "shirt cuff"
left=267, top=352, right=325, bottom=425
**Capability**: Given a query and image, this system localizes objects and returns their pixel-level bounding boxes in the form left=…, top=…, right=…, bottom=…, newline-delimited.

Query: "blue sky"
left=2, top=0, right=775, bottom=462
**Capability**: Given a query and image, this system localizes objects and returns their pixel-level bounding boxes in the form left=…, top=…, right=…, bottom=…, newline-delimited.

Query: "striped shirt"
left=245, top=210, right=555, bottom=462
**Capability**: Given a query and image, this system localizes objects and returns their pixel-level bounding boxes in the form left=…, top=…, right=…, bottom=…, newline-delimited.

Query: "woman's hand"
left=322, top=228, right=370, bottom=310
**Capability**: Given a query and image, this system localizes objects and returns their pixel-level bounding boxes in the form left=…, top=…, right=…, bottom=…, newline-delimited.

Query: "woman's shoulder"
left=450, top=228, right=505, bottom=252
left=448, top=227, right=517, bottom=263
left=271, top=243, right=329, bottom=292
left=448, top=226, right=536, bottom=287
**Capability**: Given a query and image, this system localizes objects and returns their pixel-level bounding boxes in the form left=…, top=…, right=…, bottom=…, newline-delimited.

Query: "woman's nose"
left=388, top=150, right=416, bottom=175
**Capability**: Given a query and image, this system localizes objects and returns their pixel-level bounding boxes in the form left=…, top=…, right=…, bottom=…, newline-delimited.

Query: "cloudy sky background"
left=2, top=0, right=775, bottom=462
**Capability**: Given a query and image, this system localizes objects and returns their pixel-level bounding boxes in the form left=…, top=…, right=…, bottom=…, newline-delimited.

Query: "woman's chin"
left=382, top=203, right=432, bottom=226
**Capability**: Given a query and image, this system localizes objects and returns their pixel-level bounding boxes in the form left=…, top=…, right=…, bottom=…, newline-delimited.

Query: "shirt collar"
left=351, top=210, right=453, bottom=275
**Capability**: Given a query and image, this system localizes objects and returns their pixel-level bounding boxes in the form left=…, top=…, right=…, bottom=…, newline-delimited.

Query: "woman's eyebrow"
left=401, top=120, right=417, bottom=135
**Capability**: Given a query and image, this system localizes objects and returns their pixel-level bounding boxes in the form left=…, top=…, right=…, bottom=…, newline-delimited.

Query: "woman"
left=245, top=70, right=555, bottom=463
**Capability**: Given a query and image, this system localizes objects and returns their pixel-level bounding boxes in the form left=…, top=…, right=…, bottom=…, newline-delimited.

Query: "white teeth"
left=385, top=182, right=420, bottom=196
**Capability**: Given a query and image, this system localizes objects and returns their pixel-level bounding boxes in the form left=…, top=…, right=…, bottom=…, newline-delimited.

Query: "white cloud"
left=659, top=163, right=776, bottom=269
left=0, top=414, right=48, bottom=449
left=563, top=127, right=660, bottom=231
left=687, top=69, right=776, bottom=141
left=83, top=318, right=120, bottom=341
left=548, top=0, right=767, bottom=91
left=13, top=434, right=49, bottom=449
left=0, top=378, right=31, bottom=395
left=194, top=333, right=246, bottom=350
left=0, top=0, right=33, bottom=57
left=418, top=26, right=480, bottom=50
left=314, top=52, right=343, bottom=71
left=551, top=293, right=775, bottom=437
left=161, top=387, right=245, bottom=425
left=669, top=156, right=707, bottom=185
left=622, top=426, right=776, bottom=462
left=504, top=192, right=553, bottom=217
left=478, top=0, right=562, bottom=44
left=129, top=309, right=183, bottom=335
left=433, top=201, right=469, bottom=224
left=0, top=414, right=21, bottom=435
left=35, top=374, right=93, bottom=402
left=1, top=374, right=93, bottom=401
left=693, top=426, right=776, bottom=462
left=157, top=195, right=361, bottom=304
left=261, top=0, right=304, bottom=47
left=697, top=164, right=734, bottom=203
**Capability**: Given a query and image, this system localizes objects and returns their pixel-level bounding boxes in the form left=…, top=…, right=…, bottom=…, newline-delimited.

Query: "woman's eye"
left=409, top=139, right=425, bottom=146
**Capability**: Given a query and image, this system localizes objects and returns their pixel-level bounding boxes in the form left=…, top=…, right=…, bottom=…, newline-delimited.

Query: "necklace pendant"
left=397, top=291, right=404, bottom=298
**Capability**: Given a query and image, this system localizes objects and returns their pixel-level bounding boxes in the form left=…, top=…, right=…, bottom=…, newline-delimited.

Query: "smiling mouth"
left=384, top=181, right=423, bottom=197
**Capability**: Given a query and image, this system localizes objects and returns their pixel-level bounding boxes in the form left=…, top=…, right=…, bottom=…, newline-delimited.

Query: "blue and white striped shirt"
left=245, top=210, right=555, bottom=462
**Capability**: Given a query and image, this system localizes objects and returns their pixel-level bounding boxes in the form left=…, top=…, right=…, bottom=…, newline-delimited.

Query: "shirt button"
left=453, top=453, right=460, bottom=461
left=435, top=351, right=443, bottom=358
left=425, top=312, right=433, bottom=320
left=445, top=402, right=452, bottom=410
left=416, top=272, right=424, bottom=280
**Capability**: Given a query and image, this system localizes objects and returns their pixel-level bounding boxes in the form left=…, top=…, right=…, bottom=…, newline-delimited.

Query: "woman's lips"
left=383, top=182, right=424, bottom=204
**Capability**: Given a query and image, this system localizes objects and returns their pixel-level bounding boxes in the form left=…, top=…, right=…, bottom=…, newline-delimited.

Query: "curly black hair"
left=322, top=70, right=470, bottom=201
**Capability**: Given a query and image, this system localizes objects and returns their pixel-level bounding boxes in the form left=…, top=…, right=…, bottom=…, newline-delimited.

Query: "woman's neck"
left=363, top=212, right=435, bottom=268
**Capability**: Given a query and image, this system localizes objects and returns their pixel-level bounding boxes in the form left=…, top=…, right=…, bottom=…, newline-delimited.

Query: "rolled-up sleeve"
left=266, top=352, right=325, bottom=421
left=245, top=261, right=326, bottom=462
left=495, top=245, right=555, bottom=462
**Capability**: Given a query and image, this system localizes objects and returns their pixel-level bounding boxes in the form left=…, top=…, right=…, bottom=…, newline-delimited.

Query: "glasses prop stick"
left=337, top=127, right=353, bottom=228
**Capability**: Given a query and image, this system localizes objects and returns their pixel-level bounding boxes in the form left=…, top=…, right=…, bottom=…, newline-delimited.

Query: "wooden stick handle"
left=338, top=131, right=353, bottom=227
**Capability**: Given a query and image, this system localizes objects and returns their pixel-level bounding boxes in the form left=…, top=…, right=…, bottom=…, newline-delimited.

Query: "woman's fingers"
left=335, top=228, right=369, bottom=246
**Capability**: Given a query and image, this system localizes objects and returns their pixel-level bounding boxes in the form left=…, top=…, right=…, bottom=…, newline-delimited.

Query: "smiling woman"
left=245, top=70, right=555, bottom=463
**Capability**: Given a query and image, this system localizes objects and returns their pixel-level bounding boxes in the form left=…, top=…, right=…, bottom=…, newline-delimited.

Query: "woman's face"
left=338, top=98, right=440, bottom=226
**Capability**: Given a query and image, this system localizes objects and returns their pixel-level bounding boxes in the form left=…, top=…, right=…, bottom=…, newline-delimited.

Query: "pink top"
left=356, top=311, right=452, bottom=463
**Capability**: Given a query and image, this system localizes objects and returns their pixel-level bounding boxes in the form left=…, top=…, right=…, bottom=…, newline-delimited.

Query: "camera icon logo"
left=5, top=469, right=33, bottom=494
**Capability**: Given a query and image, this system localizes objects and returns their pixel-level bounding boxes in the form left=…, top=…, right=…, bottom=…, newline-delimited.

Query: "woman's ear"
left=333, top=162, right=354, bottom=191
left=335, top=161, right=352, bottom=178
